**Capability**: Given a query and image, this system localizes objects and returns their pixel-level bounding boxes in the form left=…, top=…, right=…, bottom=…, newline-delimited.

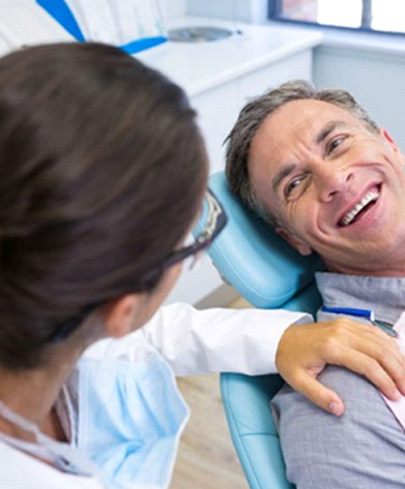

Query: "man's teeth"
left=341, top=190, right=379, bottom=226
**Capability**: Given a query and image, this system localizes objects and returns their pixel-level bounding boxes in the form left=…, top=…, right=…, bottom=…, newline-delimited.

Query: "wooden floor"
left=171, top=297, right=251, bottom=489
left=171, top=374, right=247, bottom=489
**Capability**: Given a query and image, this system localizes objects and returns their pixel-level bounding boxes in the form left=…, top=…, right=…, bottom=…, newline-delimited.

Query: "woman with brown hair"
left=0, top=42, right=313, bottom=489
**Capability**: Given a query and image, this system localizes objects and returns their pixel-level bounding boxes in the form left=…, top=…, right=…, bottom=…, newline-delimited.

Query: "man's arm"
left=272, top=365, right=405, bottom=489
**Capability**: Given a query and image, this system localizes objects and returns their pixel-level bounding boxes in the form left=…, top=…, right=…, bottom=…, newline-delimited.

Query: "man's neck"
left=324, top=257, right=405, bottom=277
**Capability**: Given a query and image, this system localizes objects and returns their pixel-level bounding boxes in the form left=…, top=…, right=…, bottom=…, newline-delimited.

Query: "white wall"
left=163, top=0, right=186, bottom=22
left=313, top=45, right=405, bottom=151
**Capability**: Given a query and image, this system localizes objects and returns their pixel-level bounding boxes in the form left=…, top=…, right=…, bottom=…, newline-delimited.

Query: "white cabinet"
left=165, top=48, right=315, bottom=306
left=192, top=80, right=241, bottom=175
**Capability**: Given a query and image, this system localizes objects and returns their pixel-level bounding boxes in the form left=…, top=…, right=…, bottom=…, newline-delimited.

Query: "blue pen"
left=321, top=305, right=398, bottom=338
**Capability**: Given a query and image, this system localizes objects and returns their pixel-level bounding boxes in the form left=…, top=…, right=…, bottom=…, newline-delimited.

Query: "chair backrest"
left=206, top=172, right=322, bottom=489
left=207, top=172, right=321, bottom=309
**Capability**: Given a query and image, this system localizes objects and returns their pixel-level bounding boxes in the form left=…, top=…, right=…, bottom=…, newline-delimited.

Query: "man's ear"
left=380, top=128, right=399, bottom=151
left=275, top=226, right=313, bottom=256
left=103, top=294, right=139, bottom=338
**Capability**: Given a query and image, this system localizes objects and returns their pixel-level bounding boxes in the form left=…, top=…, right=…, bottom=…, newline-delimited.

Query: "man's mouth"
left=338, top=187, right=380, bottom=227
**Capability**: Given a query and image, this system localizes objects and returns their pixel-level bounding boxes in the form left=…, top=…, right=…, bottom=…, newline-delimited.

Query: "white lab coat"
left=0, top=302, right=310, bottom=488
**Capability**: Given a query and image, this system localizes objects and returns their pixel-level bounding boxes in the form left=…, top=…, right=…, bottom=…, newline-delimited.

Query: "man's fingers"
left=291, top=372, right=345, bottom=416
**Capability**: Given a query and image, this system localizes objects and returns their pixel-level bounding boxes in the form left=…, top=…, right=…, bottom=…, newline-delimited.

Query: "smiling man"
left=226, top=80, right=405, bottom=488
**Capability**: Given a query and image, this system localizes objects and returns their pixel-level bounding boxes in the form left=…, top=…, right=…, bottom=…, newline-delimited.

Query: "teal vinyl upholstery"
left=208, top=172, right=322, bottom=489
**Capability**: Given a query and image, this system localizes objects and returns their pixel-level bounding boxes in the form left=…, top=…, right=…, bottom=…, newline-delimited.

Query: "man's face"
left=249, top=99, right=405, bottom=275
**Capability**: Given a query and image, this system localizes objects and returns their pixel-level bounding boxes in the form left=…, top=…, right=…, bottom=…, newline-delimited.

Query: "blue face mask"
left=0, top=342, right=189, bottom=489
left=75, top=350, right=189, bottom=489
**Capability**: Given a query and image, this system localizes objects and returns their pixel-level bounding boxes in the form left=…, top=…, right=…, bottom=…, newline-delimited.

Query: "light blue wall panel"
left=314, top=45, right=405, bottom=150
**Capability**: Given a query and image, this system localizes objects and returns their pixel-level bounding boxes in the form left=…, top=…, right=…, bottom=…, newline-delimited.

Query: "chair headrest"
left=205, top=172, right=322, bottom=308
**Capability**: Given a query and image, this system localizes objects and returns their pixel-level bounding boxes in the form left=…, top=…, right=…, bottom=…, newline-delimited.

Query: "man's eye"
left=284, top=176, right=306, bottom=199
left=327, top=135, right=347, bottom=154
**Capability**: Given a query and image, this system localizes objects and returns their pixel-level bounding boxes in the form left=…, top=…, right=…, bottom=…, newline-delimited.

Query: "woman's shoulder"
left=0, top=441, right=104, bottom=489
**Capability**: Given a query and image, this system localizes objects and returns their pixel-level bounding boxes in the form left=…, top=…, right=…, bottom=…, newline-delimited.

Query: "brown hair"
left=225, top=80, right=379, bottom=224
left=0, top=43, right=207, bottom=369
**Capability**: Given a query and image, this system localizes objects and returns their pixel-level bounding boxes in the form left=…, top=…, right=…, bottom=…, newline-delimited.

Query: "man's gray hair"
left=224, top=80, right=379, bottom=225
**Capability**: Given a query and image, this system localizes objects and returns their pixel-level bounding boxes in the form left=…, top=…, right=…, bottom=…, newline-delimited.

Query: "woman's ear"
left=276, top=226, right=313, bottom=256
left=103, top=294, right=139, bottom=338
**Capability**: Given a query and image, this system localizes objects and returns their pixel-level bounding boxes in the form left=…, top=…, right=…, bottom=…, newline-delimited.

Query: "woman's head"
left=0, top=43, right=208, bottom=369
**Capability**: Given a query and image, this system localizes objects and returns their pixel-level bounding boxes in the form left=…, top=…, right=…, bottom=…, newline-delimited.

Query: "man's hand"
left=276, top=318, right=405, bottom=416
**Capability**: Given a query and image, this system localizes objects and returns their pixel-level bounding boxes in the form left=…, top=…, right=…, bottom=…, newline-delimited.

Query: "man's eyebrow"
left=271, top=121, right=349, bottom=194
left=315, top=120, right=348, bottom=145
left=272, top=163, right=297, bottom=193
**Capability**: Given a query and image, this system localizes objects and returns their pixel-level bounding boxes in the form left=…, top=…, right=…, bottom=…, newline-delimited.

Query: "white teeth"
left=341, top=190, right=379, bottom=226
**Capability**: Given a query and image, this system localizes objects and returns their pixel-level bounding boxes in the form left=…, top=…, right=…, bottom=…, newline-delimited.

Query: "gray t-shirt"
left=272, top=272, right=405, bottom=489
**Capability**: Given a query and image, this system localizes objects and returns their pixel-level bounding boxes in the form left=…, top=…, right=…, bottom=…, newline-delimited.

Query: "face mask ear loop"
left=0, top=399, right=42, bottom=443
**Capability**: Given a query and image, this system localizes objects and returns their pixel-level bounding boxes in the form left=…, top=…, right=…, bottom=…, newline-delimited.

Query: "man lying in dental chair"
left=226, top=80, right=405, bottom=489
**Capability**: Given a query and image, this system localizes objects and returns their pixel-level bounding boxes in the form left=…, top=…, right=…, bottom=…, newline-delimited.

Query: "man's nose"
left=313, top=161, right=353, bottom=202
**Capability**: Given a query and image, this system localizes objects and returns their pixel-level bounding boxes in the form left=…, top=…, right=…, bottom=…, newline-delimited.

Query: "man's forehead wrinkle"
left=315, top=120, right=349, bottom=145
left=264, top=124, right=347, bottom=197
left=249, top=101, right=349, bottom=197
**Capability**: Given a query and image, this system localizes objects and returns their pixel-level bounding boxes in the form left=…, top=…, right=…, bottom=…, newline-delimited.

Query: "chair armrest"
left=221, top=373, right=294, bottom=489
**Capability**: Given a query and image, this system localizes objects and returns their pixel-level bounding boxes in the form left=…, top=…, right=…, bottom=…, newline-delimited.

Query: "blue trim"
left=36, top=1, right=167, bottom=54
left=120, top=36, right=167, bottom=55
left=36, top=0, right=85, bottom=41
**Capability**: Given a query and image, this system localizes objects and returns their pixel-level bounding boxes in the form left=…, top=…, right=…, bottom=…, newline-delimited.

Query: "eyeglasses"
left=143, top=189, right=227, bottom=280
left=47, top=189, right=227, bottom=343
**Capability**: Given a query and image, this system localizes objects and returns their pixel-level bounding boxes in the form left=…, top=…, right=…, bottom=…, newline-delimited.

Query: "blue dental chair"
left=208, top=171, right=322, bottom=489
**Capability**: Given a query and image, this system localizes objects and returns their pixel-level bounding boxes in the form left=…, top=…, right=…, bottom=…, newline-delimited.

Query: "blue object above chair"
left=36, top=0, right=167, bottom=54
left=205, top=171, right=322, bottom=489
